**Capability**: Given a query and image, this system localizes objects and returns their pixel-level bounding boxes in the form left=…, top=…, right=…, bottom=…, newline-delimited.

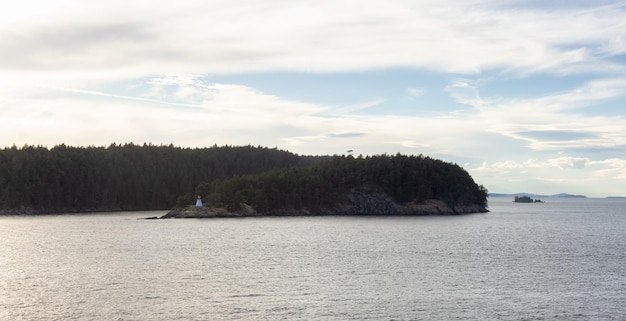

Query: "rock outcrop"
left=160, top=205, right=256, bottom=218
left=160, top=191, right=488, bottom=219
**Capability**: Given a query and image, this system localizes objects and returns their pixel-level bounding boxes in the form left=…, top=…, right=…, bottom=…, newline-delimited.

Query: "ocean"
left=1, top=197, right=624, bottom=320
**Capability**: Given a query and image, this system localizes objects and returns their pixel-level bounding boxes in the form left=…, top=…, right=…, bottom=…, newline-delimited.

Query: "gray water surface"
left=1, top=197, right=625, bottom=320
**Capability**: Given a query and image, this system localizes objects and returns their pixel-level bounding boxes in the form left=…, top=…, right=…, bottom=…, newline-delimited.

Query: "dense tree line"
left=0, top=143, right=308, bottom=213
left=0, top=144, right=487, bottom=214
left=514, top=196, right=535, bottom=203
left=196, top=154, right=488, bottom=213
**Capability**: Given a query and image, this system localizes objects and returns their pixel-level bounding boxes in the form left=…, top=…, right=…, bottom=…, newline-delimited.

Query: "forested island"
left=513, top=196, right=544, bottom=203
left=0, top=144, right=488, bottom=216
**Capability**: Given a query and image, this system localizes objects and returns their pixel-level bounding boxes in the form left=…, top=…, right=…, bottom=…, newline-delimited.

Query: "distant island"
left=0, top=144, right=488, bottom=216
left=490, top=192, right=587, bottom=198
left=513, top=196, right=544, bottom=203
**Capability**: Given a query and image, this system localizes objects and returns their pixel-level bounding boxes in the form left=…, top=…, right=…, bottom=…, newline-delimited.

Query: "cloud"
left=529, top=78, right=626, bottom=112
left=589, top=158, right=626, bottom=179
left=407, top=88, right=425, bottom=97
left=2, top=1, right=626, bottom=77
left=471, top=155, right=626, bottom=196
left=474, top=160, right=523, bottom=174
left=447, top=77, right=626, bottom=152
left=47, top=86, right=205, bottom=110
left=445, top=79, right=483, bottom=108
left=477, top=156, right=625, bottom=172
left=282, top=132, right=368, bottom=148
left=0, top=79, right=327, bottom=147
left=400, top=141, right=430, bottom=148
left=328, top=132, right=367, bottom=138
left=1, top=23, right=155, bottom=72
left=514, top=130, right=599, bottom=141
left=332, top=99, right=386, bottom=114
left=547, top=157, right=590, bottom=169
left=0, top=71, right=480, bottom=157
left=280, top=135, right=322, bottom=147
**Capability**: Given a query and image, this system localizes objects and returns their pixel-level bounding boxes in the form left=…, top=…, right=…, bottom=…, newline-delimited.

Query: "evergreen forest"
left=0, top=144, right=310, bottom=213
left=0, top=143, right=488, bottom=214
left=197, top=153, right=488, bottom=213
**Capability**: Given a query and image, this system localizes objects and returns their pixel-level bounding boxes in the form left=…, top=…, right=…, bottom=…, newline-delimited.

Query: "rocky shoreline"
left=159, top=192, right=488, bottom=219
left=2, top=192, right=487, bottom=218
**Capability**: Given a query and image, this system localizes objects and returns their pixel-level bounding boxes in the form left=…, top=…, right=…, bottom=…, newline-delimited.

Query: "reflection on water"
left=1, top=199, right=625, bottom=320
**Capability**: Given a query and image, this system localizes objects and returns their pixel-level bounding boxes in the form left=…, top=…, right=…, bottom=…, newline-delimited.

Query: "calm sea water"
left=1, top=197, right=625, bottom=320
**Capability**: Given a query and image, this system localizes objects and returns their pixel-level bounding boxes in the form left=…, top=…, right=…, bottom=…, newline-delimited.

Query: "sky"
left=1, top=0, right=626, bottom=197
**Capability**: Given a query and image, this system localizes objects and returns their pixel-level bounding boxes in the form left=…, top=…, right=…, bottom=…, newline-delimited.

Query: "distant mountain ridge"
left=489, top=192, right=587, bottom=198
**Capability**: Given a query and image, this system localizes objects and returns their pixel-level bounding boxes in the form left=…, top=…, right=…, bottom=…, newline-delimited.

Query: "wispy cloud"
left=445, top=79, right=484, bottom=108
left=449, top=77, right=626, bottom=152
left=473, top=155, right=626, bottom=196
left=592, top=159, right=626, bottom=179
left=2, top=1, right=626, bottom=76
left=47, top=85, right=206, bottom=110
left=406, top=88, right=425, bottom=98
left=331, top=99, right=386, bottom=114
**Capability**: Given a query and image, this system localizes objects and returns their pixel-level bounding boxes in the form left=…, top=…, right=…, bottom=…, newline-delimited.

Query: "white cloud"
left=332, top=99, right=386, bottom=114
left=2, top=1, right=626, bottom=77
left=281, top=135, right=326, bottom=147
left=589, top=158, right=626, bottom=179
left=446, top=77, right=626, bottom=152
left=480, top=157, right=592, bottom=171
left=478, top=156, right=626, bottom=174
left=0, top=79, right=326, bottom=147
left=471, top=155, right=626, bottom=196
left=400, top=140, right=430, bottom=148
left=445, top=79, right=484, bottom=108
left=474, top=160, right=522, bottom=174
left=406, top=88, right=425, bottom=97
left=0, top=72, right=485, bottom=157
left=547, top=157, right=590, bottom=169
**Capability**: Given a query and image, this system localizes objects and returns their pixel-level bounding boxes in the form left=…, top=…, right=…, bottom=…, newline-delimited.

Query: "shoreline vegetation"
left=514, top=196, right=543, bottom=203
left=160, top=196, right=487, bottom=219
left=0, top=143, right=488, bottom=216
